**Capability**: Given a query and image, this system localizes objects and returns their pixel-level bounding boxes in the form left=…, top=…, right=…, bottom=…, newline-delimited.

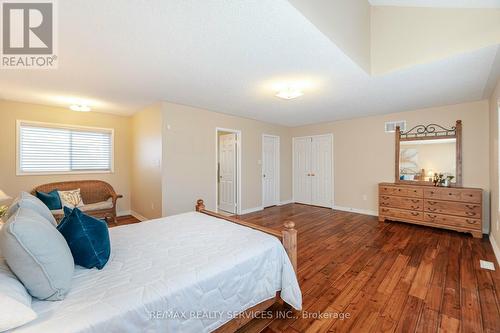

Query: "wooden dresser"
left=378, top=183, right=483, bottom=238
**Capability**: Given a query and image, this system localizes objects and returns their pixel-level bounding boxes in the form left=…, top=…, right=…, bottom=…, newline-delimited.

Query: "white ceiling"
left=0, top=0, right=498, bottom=126
left=369, top=0, right=500, bottom=8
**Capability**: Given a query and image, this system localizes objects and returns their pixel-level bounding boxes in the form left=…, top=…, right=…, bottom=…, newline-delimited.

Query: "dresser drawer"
left=424, top=213, right=481, bottom=230
left=379, top=185, right=423, bottom=198
left=424, top=188, right=482, bottom=203
left=424, top=200, right=481, bottom=218
left=380, top=207, right=423, bottom=221
left=380, top=195, right=423, bottom=211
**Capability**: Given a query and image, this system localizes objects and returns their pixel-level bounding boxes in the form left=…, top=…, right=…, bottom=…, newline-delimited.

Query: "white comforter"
left=14, top=212, right=302, bottom=333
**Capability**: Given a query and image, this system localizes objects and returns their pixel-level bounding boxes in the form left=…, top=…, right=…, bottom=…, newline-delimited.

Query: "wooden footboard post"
left=282, top=221, right=297, bottom=273
left=195, top=199, right=205, bottom=212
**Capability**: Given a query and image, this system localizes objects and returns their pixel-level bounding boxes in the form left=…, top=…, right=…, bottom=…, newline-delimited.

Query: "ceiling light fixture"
left=275, top=87, right=304, bottom=100
left=70, top=104, right=91, bottom=112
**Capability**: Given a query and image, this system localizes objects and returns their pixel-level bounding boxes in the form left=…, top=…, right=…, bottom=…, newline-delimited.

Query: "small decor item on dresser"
left=432, top=173, right=445, bottom=187
left=58, top=207, right=111, bottom=270
left=58, top=189, right=84, bottom=208
left=35, top=189, right=62, bottom=210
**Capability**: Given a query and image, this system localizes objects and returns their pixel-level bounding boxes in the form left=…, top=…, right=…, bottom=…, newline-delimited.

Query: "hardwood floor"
left=237, top=204, right=500, bottom=333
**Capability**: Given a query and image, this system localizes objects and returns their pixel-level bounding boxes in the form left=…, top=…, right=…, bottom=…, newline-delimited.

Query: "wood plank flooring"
left=238, top=204, right=500, bottom=333
left=114, top=205, right=500, bottom=333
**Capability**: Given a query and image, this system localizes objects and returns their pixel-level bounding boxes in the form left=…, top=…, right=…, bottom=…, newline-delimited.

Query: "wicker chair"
left=32, top=180, right=123, bottom=224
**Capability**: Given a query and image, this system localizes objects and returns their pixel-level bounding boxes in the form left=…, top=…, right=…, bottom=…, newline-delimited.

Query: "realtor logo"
left=1, top=0, right=57, bottom=68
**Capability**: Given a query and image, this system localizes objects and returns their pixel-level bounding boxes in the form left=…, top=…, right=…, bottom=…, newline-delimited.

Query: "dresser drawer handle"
left=465, top=205, right=476, bottom=210
left=465, top=212, right=476, bottom=216
left=428, top=201, right=437, bottom=205
left=411, top=212, right=419, bottom=216
left=430, top=191, right=435, bottom=195
left=427, top=214, right=437, bottom=219
left=381, top=202, right=389, bottom=206
left=466, top=219, right=477, bottom=224
left=427, top=207, right=437, bottom=212
left=411, top=199, right=419, bottom=203
left=411, top=205, right=420, bottom=210
left=381, top=208, right=389, bottom=213
left=448, top=192, right=454, bottom=196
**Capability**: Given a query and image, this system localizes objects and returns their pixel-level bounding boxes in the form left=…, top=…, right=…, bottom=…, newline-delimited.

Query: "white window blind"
left=18, top=121, right=113, bottom=174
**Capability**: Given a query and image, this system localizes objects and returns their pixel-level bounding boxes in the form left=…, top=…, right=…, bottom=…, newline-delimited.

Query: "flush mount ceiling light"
left=70, top=104, right=91, bottom=112
left=275, top=87, right=304, bottom=100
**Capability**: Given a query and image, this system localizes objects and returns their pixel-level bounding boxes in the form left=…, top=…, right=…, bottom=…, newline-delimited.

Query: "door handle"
left=263, top=174, right=266, bottom=178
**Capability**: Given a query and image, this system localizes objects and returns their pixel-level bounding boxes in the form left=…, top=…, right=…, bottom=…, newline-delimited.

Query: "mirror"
left=395, top=121, right=462, bottom=186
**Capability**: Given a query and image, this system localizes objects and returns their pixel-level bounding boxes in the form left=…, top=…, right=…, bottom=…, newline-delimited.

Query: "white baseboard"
left=240, top=206, right=263, bottom=215
left=490, top=235, right=500, bottom=267
left=117, top=210, right=131, bottom=217
left=130, top=211, right=148, bottom=222
left=279, top=199, right=293, bottom=206
left=333, top=205, right=378, bottom=217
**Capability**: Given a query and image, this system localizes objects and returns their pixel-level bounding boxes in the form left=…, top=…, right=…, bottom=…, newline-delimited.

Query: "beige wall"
left=0, top=100, right=132, bottom=213
left=291, top=100, right=490, bottom=233
left=131, top=104, right=163, bottom=219
left=161, top=102, right=292, bottom=216
left=371, top=7, right=500, bottom=74
left=490, top=80, right=500, bottom=245
left=289, top=0, right=371, bottom=73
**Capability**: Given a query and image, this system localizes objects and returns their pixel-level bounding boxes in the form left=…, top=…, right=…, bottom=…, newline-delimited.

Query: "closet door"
left=293, top=137, right=312, bottom=204
left=310, top=135, right=333, bottom=208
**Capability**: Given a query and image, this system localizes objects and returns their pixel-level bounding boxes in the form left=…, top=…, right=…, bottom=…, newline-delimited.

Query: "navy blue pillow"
left=36, top=190, right=62, bottom=210
left=57, top=207, right=110, bottom=270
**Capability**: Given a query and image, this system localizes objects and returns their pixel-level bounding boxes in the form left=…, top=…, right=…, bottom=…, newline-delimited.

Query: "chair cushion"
left=36, top=190, right=62, bottom=210
left=0, top=207, right=74, bottom=300
left=58, top=189, right=84, bottom=209
left=0, top=258, right=37, bottom=331
left=50, top=198, right=114, bottom=216
left=58, top=207, right=111, bottom=270
left=5, top=192, right=57, bottom=226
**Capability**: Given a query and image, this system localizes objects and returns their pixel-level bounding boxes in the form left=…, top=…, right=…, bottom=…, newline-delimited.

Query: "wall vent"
left=385, top=121, right=406, bottom=133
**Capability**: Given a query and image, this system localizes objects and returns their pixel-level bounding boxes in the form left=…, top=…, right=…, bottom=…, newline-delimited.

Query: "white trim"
left=292, top=133, right=334, bottom=209
left=16, top=119, right=115, bottom=176
left=262, top=134, right=280, bottom=208
left=130, top=211, right=148, bottom=222
left=279, top=199, right=293, bottom=206
left=490, top=235, right=500, bottom=267
left=333, top=205, right=378, bottom=217
left=215, top=128, right=242, bottom=215
left=240, top=206, right=263, bottom=215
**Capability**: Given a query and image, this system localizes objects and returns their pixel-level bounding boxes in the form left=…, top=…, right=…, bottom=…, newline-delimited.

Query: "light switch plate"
left=480, top=260, right=495, bottom=271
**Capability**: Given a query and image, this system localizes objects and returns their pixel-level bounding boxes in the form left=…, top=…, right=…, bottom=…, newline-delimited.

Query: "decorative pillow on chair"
left=58, top=207, right=111, bottom=270
left=58, top=189, right=84, bottom=209
left=0, top=258, right=37, bottom=331
left=4, top=192, right=57, bottom=226
left=36, top=189, right=62, bottom=210
left=0, top=207, right=74, bottom=300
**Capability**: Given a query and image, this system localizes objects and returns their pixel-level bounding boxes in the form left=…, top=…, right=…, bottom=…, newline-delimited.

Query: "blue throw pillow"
left=36, top=190, right=62, bottom=210
left=57, top=207, right=110, bottom=270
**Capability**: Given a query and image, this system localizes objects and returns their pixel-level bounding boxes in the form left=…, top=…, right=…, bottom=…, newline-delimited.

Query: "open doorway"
left=216, top=128, right=241, bottom=215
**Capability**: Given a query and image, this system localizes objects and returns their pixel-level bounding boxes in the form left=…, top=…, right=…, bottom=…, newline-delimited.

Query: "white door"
left=293, top=135, right=333, bottom=208
left=293, top=137, right=312, bottom=205
left=219, top=133, right=236, bottom=213
left=311, top=135, right=333, bottom=207
left=262, top=135, right=279, bottom=208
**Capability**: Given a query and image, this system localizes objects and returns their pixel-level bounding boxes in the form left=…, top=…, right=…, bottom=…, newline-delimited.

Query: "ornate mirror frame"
left=395, top=120, right=462, bottom=187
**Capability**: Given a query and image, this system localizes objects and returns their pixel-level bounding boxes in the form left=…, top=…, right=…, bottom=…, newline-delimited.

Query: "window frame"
left=16, top=120, right=115, bottom=176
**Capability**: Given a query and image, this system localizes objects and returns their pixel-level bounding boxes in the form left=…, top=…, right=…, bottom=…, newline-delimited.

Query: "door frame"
left=262, top=134, right=280, bottom=208
left=292, top=133, right=334, bottom=209
left=215, top=127, right=242, bottom=215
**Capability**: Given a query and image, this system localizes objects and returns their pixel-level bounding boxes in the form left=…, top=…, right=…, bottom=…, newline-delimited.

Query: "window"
left=17, top=121, right=114, bottom=175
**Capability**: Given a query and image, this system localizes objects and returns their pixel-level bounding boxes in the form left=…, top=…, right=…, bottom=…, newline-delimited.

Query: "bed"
left=12, top=200, right=301, bottom=333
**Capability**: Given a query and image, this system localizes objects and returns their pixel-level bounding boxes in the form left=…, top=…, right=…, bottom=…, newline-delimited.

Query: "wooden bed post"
left=282, top=221, right=297, bottom=273
left=195, top=199, right=205, bottom=212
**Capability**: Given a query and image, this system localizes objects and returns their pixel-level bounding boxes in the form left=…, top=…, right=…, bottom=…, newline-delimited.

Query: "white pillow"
left=0, top=294, right=37, bottom=331
left=58, top=189, right=84, bottom=209
left=0, top=258, right=37, bottom=330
